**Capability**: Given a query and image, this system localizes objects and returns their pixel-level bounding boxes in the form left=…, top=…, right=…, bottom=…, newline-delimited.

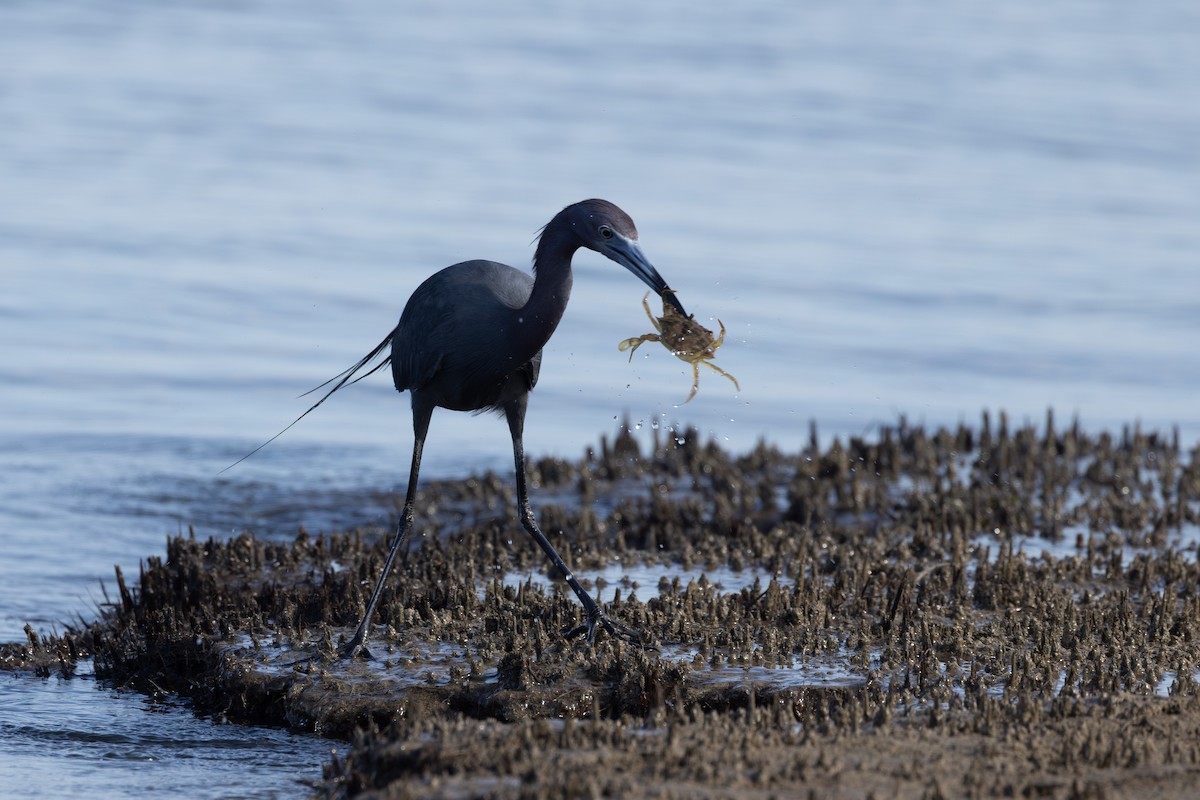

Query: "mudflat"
left=7, top=413, right=1199, bottom=798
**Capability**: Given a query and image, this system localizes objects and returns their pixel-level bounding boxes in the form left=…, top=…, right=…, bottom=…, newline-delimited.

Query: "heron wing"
left=391, top=260, right=537, bottom=410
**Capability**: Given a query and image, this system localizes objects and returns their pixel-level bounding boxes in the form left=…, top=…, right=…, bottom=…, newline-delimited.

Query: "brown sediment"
left=7, top=411, right=1200, bottom=798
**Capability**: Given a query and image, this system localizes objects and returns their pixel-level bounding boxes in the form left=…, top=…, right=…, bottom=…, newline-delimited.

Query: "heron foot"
left=339, top=630, right=374, bottom=661
left=341, top=643, right=372, bottom=660
left=563, top=609, right=648, bottom=648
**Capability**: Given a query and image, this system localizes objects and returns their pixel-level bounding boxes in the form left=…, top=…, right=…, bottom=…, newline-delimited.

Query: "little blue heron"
left=272, top=200, right=686, bottom=658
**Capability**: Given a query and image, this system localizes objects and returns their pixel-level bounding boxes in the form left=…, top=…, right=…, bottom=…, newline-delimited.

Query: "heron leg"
left=505, top=400, right=643, bottom=646
left=342, top=400, right=434, bottom=659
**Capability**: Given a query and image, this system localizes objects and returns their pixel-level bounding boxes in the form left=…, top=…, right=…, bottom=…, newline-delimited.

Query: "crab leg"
left=682, top=363, right=701, bottom=404
left=619, top=333, right=661, bottom=361
left=702, top=361, right=740, bottom=391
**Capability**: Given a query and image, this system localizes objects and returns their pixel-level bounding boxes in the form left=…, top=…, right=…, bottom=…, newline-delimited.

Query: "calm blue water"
left=2, top=1, right=1199, bottom=797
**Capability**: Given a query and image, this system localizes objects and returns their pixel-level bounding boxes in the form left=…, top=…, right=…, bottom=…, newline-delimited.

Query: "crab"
left=618, top=292, right=740, bottom=403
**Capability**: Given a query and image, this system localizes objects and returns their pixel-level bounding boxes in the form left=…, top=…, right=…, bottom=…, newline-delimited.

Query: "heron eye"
left=599, top=225, right=614, bottom=239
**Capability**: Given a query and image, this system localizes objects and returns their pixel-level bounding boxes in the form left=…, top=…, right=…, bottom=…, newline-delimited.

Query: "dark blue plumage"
left=324, top=199, right=685, bottom=657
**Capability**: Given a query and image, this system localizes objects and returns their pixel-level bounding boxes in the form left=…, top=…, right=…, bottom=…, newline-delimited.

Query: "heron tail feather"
left=219, top=329, right=394, bottom=474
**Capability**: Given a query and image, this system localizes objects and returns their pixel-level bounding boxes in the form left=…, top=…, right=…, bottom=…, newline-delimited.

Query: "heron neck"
left=516, top=235, right=577, bottom=358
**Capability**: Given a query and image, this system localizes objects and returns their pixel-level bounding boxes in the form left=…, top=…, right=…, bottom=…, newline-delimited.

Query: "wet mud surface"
left=6, top=412, right=1200, bottom=798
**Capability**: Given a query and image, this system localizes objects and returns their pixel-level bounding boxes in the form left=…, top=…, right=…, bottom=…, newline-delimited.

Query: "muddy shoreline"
left=5, top=413, right=1200, bottom=798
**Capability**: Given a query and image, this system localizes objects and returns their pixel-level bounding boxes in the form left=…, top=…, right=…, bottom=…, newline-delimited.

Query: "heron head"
left=566, top=199, right=688, bottom=317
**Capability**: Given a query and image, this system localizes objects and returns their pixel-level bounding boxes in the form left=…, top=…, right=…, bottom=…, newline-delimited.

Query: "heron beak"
left=611, top=237, right=689, bottom=317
